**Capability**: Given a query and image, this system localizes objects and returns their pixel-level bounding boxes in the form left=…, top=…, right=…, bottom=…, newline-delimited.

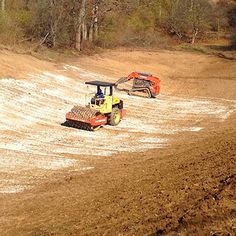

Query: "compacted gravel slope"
left=0, top=49, right=235, bottom=235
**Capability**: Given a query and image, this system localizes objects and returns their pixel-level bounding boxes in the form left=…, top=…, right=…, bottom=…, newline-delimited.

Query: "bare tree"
left=189, top=0, right=212, bottom=44
left=49, top=0, right=64, bottom=48
left=1, top=0, right=5, bottom=11
left=190, top=0, right=198, bottom=44
left=76, top=0, right=87, bottom=51
left=89, top=0, right=99, bottom=42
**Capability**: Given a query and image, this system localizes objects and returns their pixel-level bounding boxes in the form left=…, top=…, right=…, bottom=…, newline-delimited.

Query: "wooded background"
left=0, top=0, right=235, bottom=50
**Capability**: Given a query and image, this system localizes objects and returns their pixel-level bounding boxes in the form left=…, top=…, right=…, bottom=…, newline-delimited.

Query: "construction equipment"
left=115, top=72, right=161, bottom=98
left=65, top=81, right=126, bottom=131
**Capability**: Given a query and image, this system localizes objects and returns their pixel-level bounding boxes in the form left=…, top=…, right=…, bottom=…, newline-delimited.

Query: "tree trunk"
left=50, top=0, right=56, bottom=48
left=94, top=13, right=98, bottom=39
left=51, top=27, right=56, bottom=47
left=1, top=0, right=5, bottom=11
left=87, top=1, right=99, bottom=43
left=89, top=22, right=93, bottom=42
left=191, top=28, right=198, bottom=44
left=76, top=0, right=87, bottom=51
left=159, top=2, right=162, bottom=24
left=83, top=22, right=87, bottom=41
left=190, top=0, right=194, bottom=12
left=217, top=18, right=220, bottom=40
left=94, top=2, right=99, bottom=40
left=76, top=25, right=82, bottom=51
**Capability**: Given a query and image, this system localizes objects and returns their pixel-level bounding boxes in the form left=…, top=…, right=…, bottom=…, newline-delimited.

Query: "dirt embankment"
left=0, top=48, right=235, bottom=235
left=1, top=48, right=236, bottom=100
left=72, top=48, right=236, bottom=100
left=0, top=50, right=54, bottom=79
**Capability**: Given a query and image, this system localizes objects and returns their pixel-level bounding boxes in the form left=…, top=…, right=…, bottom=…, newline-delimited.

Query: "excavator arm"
left=115, top=72, right=139, bottom=88
left=115, top=72, right=153, bottom=86
left=115, top=77, right=130, bottom=87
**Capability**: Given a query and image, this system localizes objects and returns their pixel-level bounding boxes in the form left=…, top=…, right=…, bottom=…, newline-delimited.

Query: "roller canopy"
left=85, top=81, right=116, bottom=87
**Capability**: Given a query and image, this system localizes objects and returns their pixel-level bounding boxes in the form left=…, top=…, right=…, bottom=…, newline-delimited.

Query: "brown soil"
left=0, top=50, right=54, bottom=79
left=0, top=48, right=236, bottom=236
left=72, top=48, right=236, bottom=99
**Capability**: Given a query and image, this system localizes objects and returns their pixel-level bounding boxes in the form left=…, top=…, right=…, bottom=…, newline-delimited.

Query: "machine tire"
left=108, top=107, right=121, bottom=126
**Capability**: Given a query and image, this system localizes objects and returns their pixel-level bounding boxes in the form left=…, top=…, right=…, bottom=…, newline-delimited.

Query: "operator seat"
left=91, top=95, right=105, bottom=106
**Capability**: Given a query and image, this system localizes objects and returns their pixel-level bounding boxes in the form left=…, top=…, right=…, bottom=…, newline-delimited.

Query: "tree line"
left=0, top=0, right=235, bottom=50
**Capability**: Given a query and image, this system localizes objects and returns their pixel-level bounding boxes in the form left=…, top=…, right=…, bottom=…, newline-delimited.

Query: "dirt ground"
left=0, top=48, right=236, bottom=236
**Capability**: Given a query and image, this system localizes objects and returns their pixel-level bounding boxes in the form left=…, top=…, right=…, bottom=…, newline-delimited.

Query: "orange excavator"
left=115, top=72, right=161, bottom=98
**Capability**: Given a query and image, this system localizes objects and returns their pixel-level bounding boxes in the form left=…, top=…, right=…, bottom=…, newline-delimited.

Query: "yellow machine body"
left=89, top=95, right=121, bottom=114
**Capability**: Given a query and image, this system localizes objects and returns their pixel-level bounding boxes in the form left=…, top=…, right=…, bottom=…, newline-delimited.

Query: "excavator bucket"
left=115, top=77, right=129, bottom=87
left=115, top=77, right=132, bottom=94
